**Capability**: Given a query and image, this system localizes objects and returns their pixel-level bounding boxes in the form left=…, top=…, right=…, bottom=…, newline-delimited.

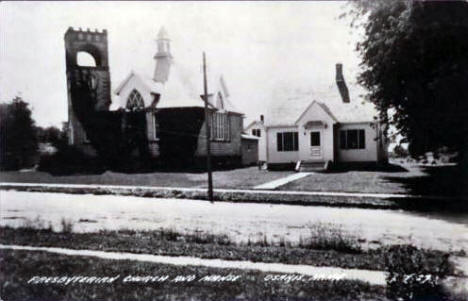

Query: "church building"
left=64, top=27, right=246, bottom=168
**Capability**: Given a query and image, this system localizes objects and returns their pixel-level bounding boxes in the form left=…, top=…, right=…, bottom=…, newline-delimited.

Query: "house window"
left=211, top=112, right=230, bottom=141
left=252, top=129, right=261, bottom=137
left=340, top=129, right=366, bottom=149
left=277, top=132, right=299, bottom=152
left=126, top=89, right=145, bottom=111
left=310, top=131, right=320, bottom=146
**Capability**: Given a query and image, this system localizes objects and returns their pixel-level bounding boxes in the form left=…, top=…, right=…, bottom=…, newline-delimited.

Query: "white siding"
left=295, top=102, right=336, bottom=162
left=337, top=123, right=379, bottom=162
left=266, top=126, right=299, bottom=164
left=245, top=122, right=266, bottom=161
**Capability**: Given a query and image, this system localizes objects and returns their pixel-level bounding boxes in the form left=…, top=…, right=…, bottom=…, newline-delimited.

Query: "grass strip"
left=0, top=249, right=387, bottom=301
left=0, top=227, right=454, bottom=273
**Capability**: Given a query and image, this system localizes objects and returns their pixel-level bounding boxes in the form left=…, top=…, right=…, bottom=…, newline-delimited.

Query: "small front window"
left=251, top=129, right=261, bottom=137
left=310, top=131, right=320, bottom=146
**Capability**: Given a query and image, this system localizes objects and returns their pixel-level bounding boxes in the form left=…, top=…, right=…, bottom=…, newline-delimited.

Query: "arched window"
left=126, top=89, right=145, bottom=110
left=77, top=51, right=97, bottom=67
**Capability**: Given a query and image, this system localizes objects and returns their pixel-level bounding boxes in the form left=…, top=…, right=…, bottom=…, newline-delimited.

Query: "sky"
left=0, top=1, right=364, bottom=128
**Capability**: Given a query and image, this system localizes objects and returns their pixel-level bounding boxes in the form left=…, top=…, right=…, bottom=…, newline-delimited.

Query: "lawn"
left=1, top=163, right=466, bottom=197
left=0, top=167, right=293, bottom=189
left=279, top=163, right=468, bottom=197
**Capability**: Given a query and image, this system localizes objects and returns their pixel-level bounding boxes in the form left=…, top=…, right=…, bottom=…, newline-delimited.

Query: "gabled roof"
left=114, top=71, right=163, bottom=96
left=114, top=66, right=243, bottom=113
left=264, top=82, right=377, bottom=127
left=245, top=120, right=265, bottom=131
left=204, top=75, right=240, bottom=114
left=155, top=63, right=205, bottom=109
left=114, top=27, right=242, bottom=114
left=294, top=100, right=339, bottom=125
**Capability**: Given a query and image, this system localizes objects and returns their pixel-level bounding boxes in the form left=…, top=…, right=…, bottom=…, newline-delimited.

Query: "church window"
left=126, top=89, right=145, bottom=111
left=210, top=112, right=230, bottom=142
left=151, top=113, right=158, bottom=140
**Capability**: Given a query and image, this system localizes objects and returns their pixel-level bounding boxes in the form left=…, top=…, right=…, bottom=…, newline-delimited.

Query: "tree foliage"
left=349, top=0, right=468, bottom=159
left=36, top=126, right=67, bottom=148
left=0, top=96, right=38, bottom=170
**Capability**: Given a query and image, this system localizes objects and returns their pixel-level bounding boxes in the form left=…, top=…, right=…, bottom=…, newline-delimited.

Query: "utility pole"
left=203, top=52, right=214, bottom=203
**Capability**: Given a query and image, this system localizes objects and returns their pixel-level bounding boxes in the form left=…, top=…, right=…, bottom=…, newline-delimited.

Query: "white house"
left=245, top=116, right=267, bottom=162
left=248, top=64, right=388, bottom=171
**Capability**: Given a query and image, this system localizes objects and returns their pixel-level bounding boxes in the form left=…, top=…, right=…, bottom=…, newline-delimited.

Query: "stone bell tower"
left=64, top=27, right=112, bottom=147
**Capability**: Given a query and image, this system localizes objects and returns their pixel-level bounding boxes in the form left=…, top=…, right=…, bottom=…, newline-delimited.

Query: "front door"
left=310, top=131, right=322, bottom=159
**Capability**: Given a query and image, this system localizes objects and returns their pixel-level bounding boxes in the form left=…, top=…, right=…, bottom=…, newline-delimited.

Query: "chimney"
left=260, top=115, right=264, bottom=124
left=336, top=63, right=350, bottom=103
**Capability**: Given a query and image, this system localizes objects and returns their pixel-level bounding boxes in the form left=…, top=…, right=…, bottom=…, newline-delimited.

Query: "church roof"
left=114, top=26, right=242, bottom=114
left=155, top=62, right=207, bottom=109
left=264, top=82, right=378, bottom=127
left=114, top=71, right=163, bottom=96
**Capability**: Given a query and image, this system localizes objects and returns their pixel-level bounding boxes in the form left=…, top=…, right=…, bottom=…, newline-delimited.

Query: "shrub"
left=23, top=216, right=45, bottom=230
left=306, top=222, right=362, bottom=253
left=384, top=245, right=453, bottom=300
left=38, top=144, right=104, bottom=175
left=60, top=218, right=74, bottom=234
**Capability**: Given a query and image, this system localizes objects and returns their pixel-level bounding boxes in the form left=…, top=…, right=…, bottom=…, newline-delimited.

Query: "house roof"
left=294, top=100, right=339, bottom=124
left=264, top=82, right=377, bottom=127
left=245, top=120, right=265, bottom=131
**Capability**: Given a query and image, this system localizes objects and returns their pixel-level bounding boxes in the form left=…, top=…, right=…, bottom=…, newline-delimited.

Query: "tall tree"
left=348, top=0, right=468, bottom=160
left=0, top=96, right=38, bottom=170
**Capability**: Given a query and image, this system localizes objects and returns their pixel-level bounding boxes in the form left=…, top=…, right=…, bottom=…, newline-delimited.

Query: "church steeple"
left=153, top=27, right=172, bottom=83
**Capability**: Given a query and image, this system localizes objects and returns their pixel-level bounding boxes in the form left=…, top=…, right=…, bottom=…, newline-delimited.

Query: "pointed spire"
left=157, top=26, right=169, bottom=40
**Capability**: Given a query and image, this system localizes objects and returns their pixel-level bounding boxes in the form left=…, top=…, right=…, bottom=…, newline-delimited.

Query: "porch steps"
left=296, top=160, right=328, bottom=172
